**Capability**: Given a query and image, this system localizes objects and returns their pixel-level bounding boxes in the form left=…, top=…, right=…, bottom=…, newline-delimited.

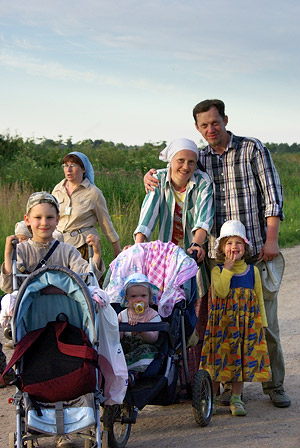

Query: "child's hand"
left=4, top=235, right=17, bottom=256
left=128, top=315, right=138, bottom=326
left=3, top=235, right=18, bottom=275
left=224, top=250, right=238, bottom=271
left=86, top=234, right=101, bottom=256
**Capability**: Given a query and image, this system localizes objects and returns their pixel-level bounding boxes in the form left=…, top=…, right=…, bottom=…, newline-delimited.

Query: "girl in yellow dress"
left=200, top=220, right=271, bottom=416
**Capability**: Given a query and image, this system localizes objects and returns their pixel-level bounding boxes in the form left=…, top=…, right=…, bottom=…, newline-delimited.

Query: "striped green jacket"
left=134, top=168, right=214, bottom=250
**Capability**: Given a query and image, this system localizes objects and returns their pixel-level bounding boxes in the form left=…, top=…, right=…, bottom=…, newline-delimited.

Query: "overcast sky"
left=0, top=0, right=299, bottom=146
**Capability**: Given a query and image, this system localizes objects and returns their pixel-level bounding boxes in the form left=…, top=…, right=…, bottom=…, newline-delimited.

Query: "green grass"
left=273, top=153, right=300, bottom=248
left=0, top=140, right=299, bottom=275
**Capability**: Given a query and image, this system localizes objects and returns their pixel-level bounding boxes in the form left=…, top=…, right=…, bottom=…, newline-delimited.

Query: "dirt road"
left=1, top=245, right=299, bottom=448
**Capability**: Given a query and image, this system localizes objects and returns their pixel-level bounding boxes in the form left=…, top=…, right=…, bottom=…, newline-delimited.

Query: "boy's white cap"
left=120, top=273, right=159, bottom=308
left=14, top=221, right=32, bottom=238
left=215, top=220, right=252, bottom=251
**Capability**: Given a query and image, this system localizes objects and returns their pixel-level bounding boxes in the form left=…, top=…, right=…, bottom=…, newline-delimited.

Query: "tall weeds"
left=0, top=183, right=33, bottom=256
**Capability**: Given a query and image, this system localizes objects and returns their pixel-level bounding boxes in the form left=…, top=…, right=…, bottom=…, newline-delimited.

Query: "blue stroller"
left=102, top=241, right=213, bottom=448
left=2, top=244, right=127, bottom=448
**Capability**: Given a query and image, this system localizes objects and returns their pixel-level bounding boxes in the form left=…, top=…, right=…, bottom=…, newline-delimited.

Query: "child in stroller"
left=118, top=273, right=161, bottom=382
left=103, top=241, right=213, bottom=448
left=0, top=221, right=33, bottom=358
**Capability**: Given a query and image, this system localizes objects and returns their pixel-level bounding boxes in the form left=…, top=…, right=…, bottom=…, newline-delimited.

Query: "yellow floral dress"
left=200, top=261, right=271, bottom=382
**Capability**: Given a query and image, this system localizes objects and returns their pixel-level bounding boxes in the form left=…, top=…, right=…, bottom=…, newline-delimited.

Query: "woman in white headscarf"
left=134, top=138, right=214, bottom=386
left=52, top=151, right=121, bottom=274
left=134, top=138, right=214, bottom=263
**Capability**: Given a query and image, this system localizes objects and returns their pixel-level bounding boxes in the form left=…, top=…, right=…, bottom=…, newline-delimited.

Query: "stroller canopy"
left=12, top=265, right=97, bottom=344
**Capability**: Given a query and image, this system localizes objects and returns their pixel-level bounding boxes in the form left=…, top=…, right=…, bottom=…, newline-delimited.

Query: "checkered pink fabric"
left=106, top=241, right=198, bottom=317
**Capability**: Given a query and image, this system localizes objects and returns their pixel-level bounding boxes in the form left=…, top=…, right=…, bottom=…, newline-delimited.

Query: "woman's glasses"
left=61, top=163, right=79, bottom=169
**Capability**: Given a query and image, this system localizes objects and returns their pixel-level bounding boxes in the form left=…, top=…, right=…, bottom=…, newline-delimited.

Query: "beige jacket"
left=52, top=178, right=119, bottom=248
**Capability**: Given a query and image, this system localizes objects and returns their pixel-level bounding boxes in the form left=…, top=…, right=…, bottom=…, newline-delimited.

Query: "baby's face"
left=127, top=285, right=150, bottom=313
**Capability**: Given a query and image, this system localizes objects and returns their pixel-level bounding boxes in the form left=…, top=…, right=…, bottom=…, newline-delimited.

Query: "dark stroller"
left=1, top=243, right=127, bottom=448
left=103, top=241, right=213, bottom=448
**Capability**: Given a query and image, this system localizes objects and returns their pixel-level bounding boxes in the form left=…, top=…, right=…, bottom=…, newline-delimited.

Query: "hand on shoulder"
left=144, top=168, right=159, bottom=193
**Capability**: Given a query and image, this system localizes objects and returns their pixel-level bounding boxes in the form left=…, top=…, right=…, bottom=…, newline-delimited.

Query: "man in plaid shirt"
left=144, top=99, right=290, bottom=408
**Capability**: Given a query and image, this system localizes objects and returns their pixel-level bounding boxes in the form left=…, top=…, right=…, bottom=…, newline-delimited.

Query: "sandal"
left=230, top=396, right=247, bottom=416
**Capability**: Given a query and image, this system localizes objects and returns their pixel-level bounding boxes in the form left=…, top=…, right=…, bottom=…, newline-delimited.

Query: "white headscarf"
left=14, top=221, right=32, bottom=238
left=159, top=138, right=199, bottom=163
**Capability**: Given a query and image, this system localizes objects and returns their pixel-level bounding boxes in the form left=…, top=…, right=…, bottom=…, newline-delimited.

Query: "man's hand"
left=258, top=240, right=280, bottom=262
left=258, top=216, right=280, bottom=262
left=144, top=169, right=159, bottom=193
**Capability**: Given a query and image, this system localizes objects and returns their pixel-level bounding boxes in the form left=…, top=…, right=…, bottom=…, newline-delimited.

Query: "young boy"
left=0, top=192, right=105, bottom=447
left=0, top=191, right=104, bottom=294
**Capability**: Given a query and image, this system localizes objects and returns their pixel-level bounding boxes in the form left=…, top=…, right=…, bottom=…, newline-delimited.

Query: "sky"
left=0, top=0, right=299, bottom=146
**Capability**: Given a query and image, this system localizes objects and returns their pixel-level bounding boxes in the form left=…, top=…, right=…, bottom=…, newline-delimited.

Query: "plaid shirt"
left=198, top=132, right=284, bottom=258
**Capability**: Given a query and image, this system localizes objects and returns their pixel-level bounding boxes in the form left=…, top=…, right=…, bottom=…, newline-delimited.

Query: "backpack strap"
left=55, top=320, right=98, bottom=362
left=34, top=240, right=60, bottom=271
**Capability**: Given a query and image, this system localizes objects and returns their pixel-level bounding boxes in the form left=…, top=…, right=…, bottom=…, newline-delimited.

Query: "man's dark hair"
left=193, top=99, right=225, bottom=122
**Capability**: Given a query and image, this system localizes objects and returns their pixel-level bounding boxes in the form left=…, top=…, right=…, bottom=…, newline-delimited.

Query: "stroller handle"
left=189, top=249, right=198, bottom=262
left=11, top=238, right=19, bottom=291
left=12, top=238, right=18, bottom=261
left=88, top=244, right=94, bottom=273
left=88, top=244, right=94, bottom=259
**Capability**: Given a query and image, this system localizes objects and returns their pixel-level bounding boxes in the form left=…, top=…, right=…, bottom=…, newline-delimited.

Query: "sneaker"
left=56, top=436, right=74, bottom=448
left=230, top=396, right=247, bottom=416
left=269, top=389, right=291, bottom=408
left=217, top=384, right=232, bottom=406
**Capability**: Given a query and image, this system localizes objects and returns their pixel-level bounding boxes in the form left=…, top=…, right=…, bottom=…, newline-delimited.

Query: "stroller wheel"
left=102, top=400, right=132, bottom=448
left=192, top=369, right=213, bottom=427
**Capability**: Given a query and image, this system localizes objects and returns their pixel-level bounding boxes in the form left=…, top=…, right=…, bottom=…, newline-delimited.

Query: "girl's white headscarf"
left=159, top=138, right=199, bottom=163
